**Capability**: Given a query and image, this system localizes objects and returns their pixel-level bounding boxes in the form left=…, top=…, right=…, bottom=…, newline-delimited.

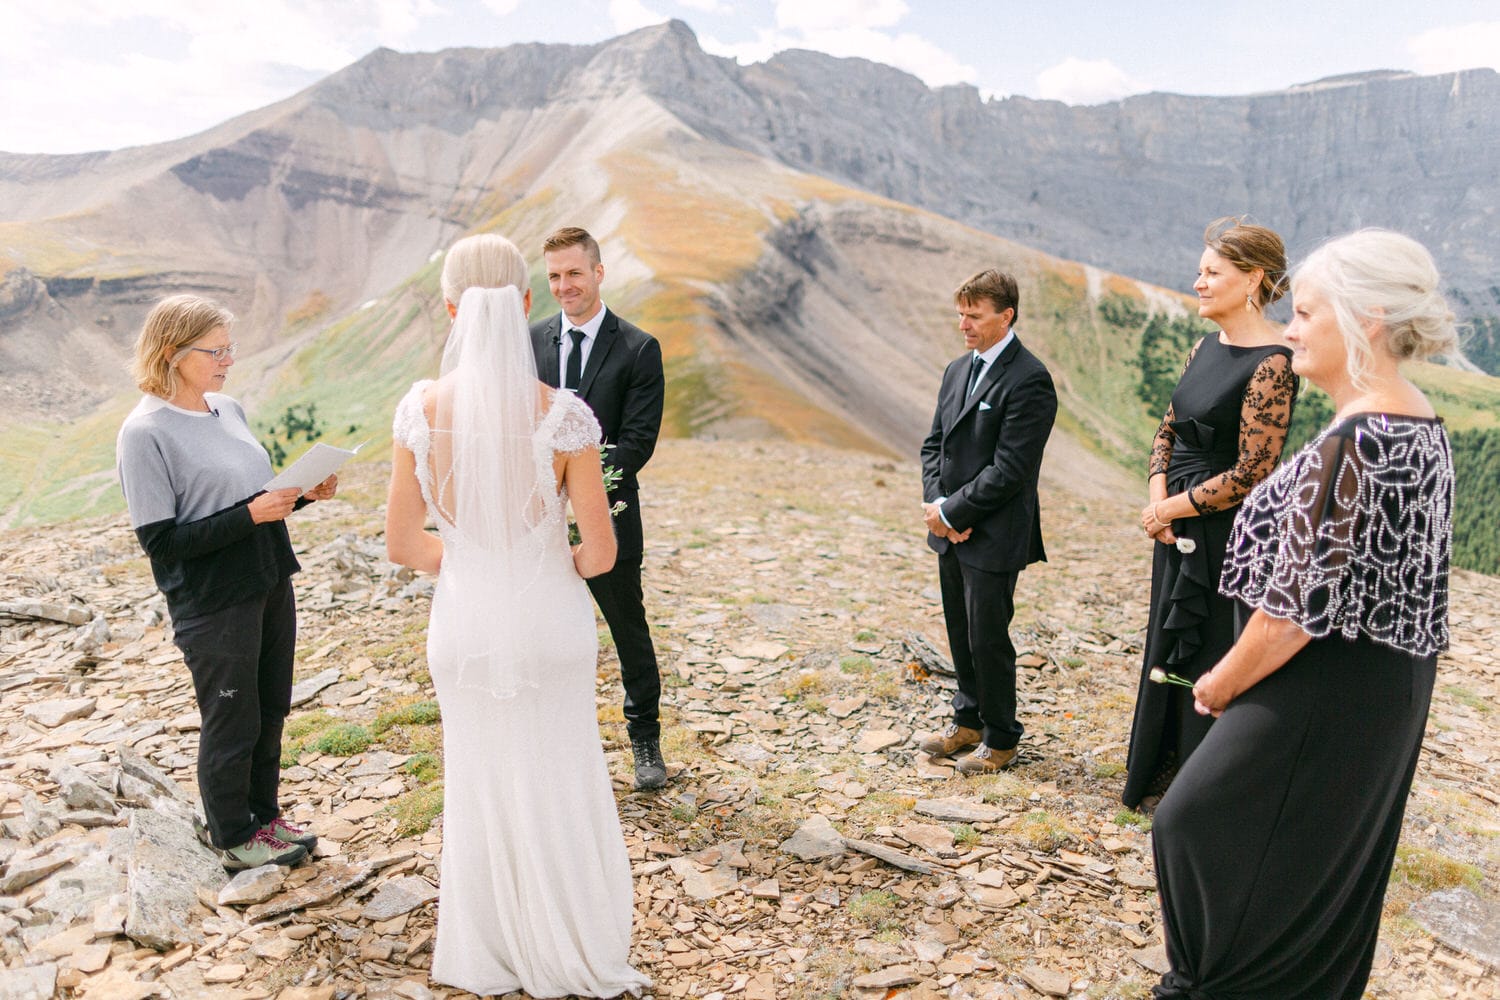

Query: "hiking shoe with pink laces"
left=220, top=826, right=307, bottom=870
left=262, top=816, right=317, bottom=850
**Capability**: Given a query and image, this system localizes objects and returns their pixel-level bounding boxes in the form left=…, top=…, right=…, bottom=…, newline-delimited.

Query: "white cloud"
left=700, top=4, right=975, bottom=91
left=0, top=0, right=438, bottom=153
left=675, top=0, right=727, bottom=10
left=609, top=0, right=666, bottom=34
left=479, top=0, right=521, bottom=15
left=1034, top=57, right=1142, bottom=105
left=1408, top=21, right=1500, bottom=74
left=774, top=0, right=907, bottom=33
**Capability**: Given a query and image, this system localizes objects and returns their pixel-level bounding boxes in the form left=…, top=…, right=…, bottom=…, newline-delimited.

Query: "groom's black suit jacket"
left=920, top=334, right=1057, bottom=574
left=530, top=308, right=665, bottom=559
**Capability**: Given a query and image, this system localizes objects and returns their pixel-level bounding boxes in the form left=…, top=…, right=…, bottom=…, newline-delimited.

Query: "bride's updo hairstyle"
left=441, top=234, right=527, bottom=306
left=1204, top=217, right=1289, bottom=309
left=1292, top=229, right=1457, bottom=389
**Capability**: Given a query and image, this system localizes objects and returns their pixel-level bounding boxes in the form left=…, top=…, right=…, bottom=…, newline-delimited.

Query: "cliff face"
left=634, top=37, right=1499, bottom=314
left=0, top=20, right=1495, bottom=426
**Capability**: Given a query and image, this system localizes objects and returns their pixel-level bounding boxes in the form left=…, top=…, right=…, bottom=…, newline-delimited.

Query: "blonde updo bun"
left=441, top=234, right=527, bottom=306
left=1293, top=229, right=1457, bottom=387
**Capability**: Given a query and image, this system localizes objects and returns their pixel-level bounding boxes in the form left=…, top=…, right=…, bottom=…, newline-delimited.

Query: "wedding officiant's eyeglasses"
left=185, top=342, right=238, bottom=362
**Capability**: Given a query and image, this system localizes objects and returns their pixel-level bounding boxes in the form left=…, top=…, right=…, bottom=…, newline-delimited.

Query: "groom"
left=918, top=268, right=1056, bottom=775
left=531, top=227, right=669, bottom=791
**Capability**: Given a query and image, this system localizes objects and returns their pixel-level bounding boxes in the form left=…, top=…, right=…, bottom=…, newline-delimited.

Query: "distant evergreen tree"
left=258, top=403, right=325, bottom=470
left=1450, top=426, right=1500, bottom=575
left=1136, top=313, right=1211, bottom=416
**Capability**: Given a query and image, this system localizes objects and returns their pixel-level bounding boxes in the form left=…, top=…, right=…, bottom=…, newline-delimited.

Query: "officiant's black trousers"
left=938, top=552, right=1021, bottom=750
left=173, top=576, right=296, bottom=848
left=587, top=553, right=661, bottom=743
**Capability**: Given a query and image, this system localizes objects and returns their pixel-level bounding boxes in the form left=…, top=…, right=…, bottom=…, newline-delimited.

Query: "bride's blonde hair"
left=441, top=234, right=527, bottom=307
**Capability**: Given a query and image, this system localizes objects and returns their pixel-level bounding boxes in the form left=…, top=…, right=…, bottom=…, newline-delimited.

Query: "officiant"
left=117, top=294, right=335, bottom=870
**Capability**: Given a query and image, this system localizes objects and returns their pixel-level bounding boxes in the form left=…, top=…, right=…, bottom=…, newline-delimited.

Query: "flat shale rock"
left=915, top=797, right=1005, bottom=824
left=780, top=814, right=846, bottom=861
left=851, top=964, right=919, bottom=989
left=0, top=965, right=57, bottom=1000
left=219, top=864, right=286, bottom=906
left=0, top=845, right=75, bottom=893
left=117, top=745, right=189, bottom=803
left=289, top=666, right=342, bottom=707
left=361, top=875, right=439, bottom=920
left=1019, top=965, right=1072, bottom=996
left=1410, top=887, right=1500, bottom=968
left=682, top=864, right=740, bottom=901
left=854, top=729, right=902, bottom=753
left=843, top=837, right=935, bottom=874
left=1130, top=944, right=1171, bottom=976
left=22, top=697, right=96, bottom=728
left=124, top=807, right=227, bottom=949
left=896, top=822, right=956, bottom=856
left=245, top=862, right=374, bottom=921
left=0, top=599, right=91, bottom=625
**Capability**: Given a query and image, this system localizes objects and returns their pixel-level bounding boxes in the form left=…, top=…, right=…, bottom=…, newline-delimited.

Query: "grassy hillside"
left=5, top=138, right=1498, bottom=575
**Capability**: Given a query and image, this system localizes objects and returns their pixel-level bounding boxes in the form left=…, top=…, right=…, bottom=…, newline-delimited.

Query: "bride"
left=385, top=233, right=650, bottom=998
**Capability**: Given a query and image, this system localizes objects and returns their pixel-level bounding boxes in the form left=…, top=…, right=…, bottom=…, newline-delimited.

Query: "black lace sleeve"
left=1220, top=416, right=1453, bottom=657
left=1185, top=352, right=1296, bottom=514
left=1148, top=340, right=1204, bottom=477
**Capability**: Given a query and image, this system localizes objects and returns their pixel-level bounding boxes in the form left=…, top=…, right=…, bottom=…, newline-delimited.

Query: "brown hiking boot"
left=955, top=744, right=1018, bottom=776
left=917, top=723, right=982, bottom=758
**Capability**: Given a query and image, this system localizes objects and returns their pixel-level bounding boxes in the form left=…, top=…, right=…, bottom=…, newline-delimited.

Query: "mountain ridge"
left=1, top=21, right=1497, bottom=547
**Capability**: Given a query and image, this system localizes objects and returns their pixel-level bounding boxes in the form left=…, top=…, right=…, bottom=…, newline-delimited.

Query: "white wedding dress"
left=393, top=377, right=649, bottom=998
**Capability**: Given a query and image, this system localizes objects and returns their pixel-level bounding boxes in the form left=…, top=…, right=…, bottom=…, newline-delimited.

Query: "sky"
left=2, top=1, right=1498, bottom=155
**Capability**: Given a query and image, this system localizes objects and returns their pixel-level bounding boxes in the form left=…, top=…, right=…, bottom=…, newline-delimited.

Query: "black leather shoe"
left=631, top=739, right=667, bottom=791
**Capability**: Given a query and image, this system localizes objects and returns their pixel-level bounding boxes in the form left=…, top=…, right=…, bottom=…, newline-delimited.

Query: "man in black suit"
left=531, top=227, right=668, bottom=790
left=918, top=268, right=1057, bottom=775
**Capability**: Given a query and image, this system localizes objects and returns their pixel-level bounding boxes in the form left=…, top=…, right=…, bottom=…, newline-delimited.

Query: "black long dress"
left=1152, top=414, right=1453, bottom=1000
left=1122, top=335, right=1296, bottom=808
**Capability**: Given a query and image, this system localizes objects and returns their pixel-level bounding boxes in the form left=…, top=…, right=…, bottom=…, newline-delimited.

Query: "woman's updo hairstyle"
left=441, top=233, right=527, bottom=306
left=1204, top=216, right=1288, bottom=308
left=1293, top=229, right=1457, bottom=388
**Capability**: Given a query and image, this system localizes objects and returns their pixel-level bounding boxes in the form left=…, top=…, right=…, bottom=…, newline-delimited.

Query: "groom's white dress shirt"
left=556, top=303, right=607, bottom=390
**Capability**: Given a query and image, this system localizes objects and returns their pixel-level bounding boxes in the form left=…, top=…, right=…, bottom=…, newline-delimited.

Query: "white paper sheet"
left=263, top=441, right=364, bottom=493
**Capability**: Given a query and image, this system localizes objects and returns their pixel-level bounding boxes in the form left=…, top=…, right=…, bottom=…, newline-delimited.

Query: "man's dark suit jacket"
left=920, top=335, right=1057, bottom=573
left=530, top=308, right=665, bottom=559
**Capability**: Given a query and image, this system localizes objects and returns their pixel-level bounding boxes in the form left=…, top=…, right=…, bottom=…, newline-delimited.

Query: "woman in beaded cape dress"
left=385, top=235, right=649, bottom=999
left=1122, top=220, right=1297, bottom=809
left=1150, top=230, right=1457, bottom=1000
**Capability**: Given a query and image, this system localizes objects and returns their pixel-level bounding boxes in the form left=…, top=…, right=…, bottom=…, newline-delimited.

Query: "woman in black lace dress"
left=1150, top=230, right=1457, bottom=1000
left=1122, top=219, right=1297, bottom=809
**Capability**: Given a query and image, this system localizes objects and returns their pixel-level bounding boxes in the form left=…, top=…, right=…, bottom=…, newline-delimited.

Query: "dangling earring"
left=1245, top=290, right=1256, bottom=312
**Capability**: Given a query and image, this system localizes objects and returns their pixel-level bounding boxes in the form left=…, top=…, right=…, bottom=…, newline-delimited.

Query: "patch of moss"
left=848, top=889, right=902, bottom=931
left=387, top=784, right=445, bottom=837
left=312, top=723, right=373, bottom=757
left=373, top=699, right=441, bottom=734
left=1016, top=809, right=1075, bottom=853
left=1390, top=845, right=1483, bottom=893
left=402, top=752, right=441, bottom=784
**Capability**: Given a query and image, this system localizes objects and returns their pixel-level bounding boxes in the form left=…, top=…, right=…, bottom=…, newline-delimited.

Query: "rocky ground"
left=1, top=440, right=1496, bottom=1000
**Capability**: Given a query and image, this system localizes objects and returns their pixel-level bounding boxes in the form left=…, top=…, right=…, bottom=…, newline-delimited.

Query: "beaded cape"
left=1219, top=414, right=1452, bottom=658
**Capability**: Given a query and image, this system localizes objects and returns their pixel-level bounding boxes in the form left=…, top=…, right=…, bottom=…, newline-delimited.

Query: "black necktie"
left=564, top=329, right=585, bottom=390
left=966, top=355, right=986, bottom=396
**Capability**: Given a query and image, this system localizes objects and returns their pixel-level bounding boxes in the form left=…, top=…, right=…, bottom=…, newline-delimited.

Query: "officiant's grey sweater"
left=117, top=393, right=300, bottom=620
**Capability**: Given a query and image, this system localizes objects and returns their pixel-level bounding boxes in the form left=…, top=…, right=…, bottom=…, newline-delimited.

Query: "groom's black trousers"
left=938, top=551, right=1021, bottom=750
left=586, top=550, right=661, bottom=744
